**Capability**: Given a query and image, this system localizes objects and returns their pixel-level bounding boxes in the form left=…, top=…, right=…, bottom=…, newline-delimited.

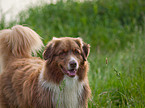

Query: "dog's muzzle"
left=60, top=57, right=78, bottom=78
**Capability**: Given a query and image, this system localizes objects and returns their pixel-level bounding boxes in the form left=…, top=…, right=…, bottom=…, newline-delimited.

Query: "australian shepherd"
left=0, top=25, right=91, bottom=108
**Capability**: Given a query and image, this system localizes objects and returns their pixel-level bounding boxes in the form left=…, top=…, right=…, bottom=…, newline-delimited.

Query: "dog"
left=0, top=25, right=91, bottom=108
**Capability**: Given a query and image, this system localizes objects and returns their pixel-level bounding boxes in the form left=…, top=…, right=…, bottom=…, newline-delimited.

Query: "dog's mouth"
left=60, top=65, right=77, bottom=77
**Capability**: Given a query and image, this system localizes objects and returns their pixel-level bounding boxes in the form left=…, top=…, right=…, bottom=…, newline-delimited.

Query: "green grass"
left=0, top=0, right=145, bottom=107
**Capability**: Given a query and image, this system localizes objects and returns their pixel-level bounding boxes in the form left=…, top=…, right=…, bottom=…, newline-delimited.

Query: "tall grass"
left=0, top=0, right=145, bottom=107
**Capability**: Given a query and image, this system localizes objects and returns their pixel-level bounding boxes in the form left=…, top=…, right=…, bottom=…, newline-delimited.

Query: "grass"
left=89, top=34, right=145, bottom=107
left=0, top=0, right=145, bottom=107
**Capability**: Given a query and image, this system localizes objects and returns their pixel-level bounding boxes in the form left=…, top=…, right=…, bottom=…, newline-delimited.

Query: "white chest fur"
left=39, top=75, right=84, bottom=108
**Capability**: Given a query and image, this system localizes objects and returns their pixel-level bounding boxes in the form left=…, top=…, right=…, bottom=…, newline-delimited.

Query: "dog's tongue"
left=67, top=69, right=77, bottom=77
left=61, top=66, right=77, bottom=77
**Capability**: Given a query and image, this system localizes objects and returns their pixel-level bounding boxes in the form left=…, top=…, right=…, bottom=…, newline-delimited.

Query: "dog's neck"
left=39, top=70, right=85, bottom=108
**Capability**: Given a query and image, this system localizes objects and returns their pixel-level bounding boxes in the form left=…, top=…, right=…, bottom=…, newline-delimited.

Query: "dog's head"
left=43, top=37, right=90, bottom=79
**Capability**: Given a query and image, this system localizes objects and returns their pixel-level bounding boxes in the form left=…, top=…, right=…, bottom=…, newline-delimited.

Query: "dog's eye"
left=74, top=49, right=80, bottom=54
left=59, top=51, right=67, bottom=57
left=59, top=52, right=64, bottom=56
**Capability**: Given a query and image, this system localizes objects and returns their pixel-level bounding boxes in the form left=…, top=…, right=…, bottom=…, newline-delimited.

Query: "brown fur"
left=0, top=25, right=91, bottom=108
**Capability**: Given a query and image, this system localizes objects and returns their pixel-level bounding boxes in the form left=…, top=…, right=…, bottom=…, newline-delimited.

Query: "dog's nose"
left=69, top=60, right=77, bottom=69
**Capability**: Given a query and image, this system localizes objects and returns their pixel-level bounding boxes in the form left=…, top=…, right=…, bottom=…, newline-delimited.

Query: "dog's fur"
left=0, top=25, right=91, bottom=108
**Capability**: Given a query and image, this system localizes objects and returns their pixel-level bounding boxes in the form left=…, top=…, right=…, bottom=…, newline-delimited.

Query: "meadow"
left=0, top=0, right=145, bottom=107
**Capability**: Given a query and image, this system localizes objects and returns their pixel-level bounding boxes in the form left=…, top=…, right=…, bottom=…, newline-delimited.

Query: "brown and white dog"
left=0, top=25, right=91, bottom=108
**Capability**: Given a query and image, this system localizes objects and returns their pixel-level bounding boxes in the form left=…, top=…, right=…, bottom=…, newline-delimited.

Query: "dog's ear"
left=74, top=38, right=90, bottom=61
left=82, top=42, right=90, bottom=61
left=43, top=40, right=60, bottom=63
left=43, top=43, right=55, bottom=64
